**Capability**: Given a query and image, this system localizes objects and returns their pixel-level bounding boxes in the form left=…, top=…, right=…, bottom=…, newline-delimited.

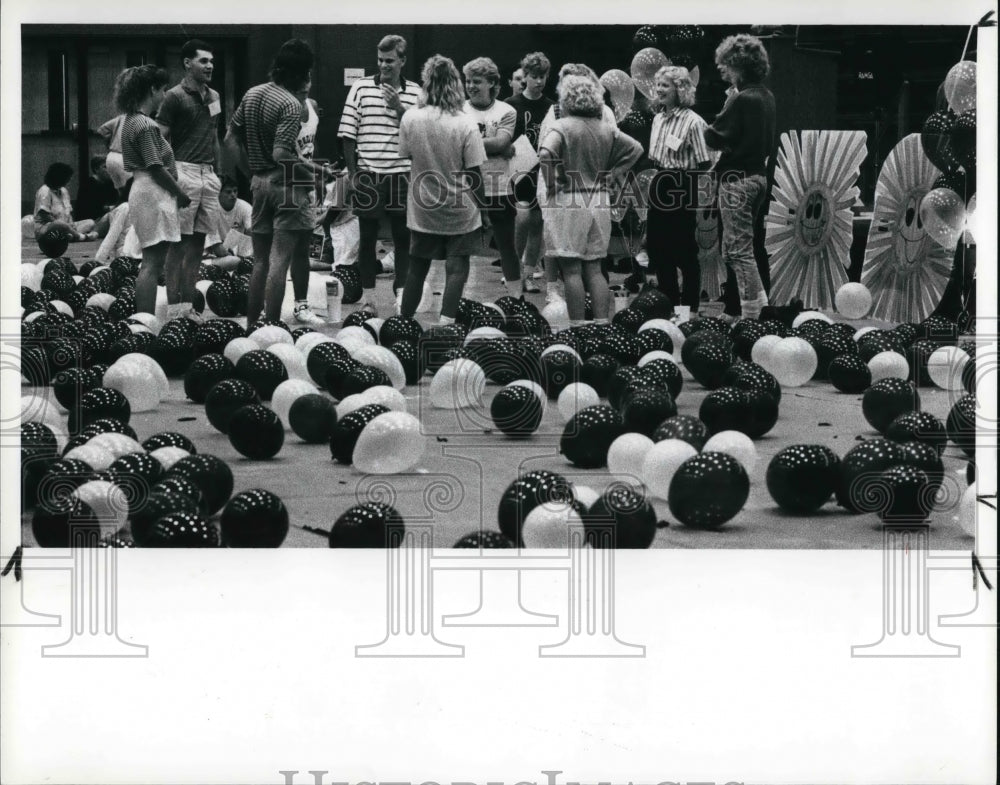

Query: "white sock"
left=438, top=314, right=455, bottom=325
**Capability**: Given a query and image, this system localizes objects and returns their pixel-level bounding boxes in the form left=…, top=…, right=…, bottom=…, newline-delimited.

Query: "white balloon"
left=429, top=359, right=486, bottom=409
left=296, top=331, right=334, bottom=357
left=791, top=311, right=832, bottom=329
left=248, top=325, right=294, bottom=350
left=522, top=502, right=584, bottom=548
left=128, top=313, right=163, bottom=336
left=834, top=282, right=873, bottom=320
left=557, top=382, right=600, bottom=422
left=867, top=350, right=909, bottom=383
left=769, top=337, right=818, bottom=387
left=224, top=337, right=260, bottom=365
left=541, top=343, right=583, bottom=363
left=957, top=483, right=977, bottom=538
left=853, top=326, right=879, bottom=342
left=642, top=439, right=698, bottom=500
left=20, top=393, right=64, bottom=436
left=357, top=385, right=408, bottom=414
left=64, top=443, right=116, bottom=471
left=464, top=326, right=507, bottom=346
left=638, top=350, right=677, bottom=367
left=85, top=432, right=145, bottom=460
left=21, top=263, right=42, bottom=291
left=352, top=411, right=426, bottom=474
left=573, top=484, right=601, bottom=512
left=640, top=319, right=685, bottom=358
left=926, top=346, right=970, bottom=390
left=149, top=446, right=190, bottom=471
left=271, top=379, right=319, bottom=427
left=703, top=431, right=758, bottom=473
left=86, top=293, right=116, bottom=311
left=50, top=300, right=74, bottom=317
left=607, top=433, right=655, bottom=486
left=153, top=286, right=169, bottom=324
left=351, top=344, right=407, bottom=389
left=103, top=357, right=164, bottom=412
left=73, top=480, right=129, bottom=531
left=334, top=325, right=376, bottom=346
left=541, top=298, right=569, bottom=325
left=267, top=343, right=312, bottom=382
left=751, top=334, right=783, bottom=370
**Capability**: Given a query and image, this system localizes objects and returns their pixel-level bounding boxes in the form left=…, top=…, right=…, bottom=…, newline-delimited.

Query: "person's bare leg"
left=557, top=257, right=585, bottom=321
left=178, top=232, right=208, bottom=312
left=135, top=242, right=169, bottom=315
left=516, top=207, right=543, bottom=275
left=400, top=256, right=431, bottom=318
left=164, top=237, right=186, bottom=305
left=441, top=256, right=470, bottom=319
left=581, top=258, right=611, bottom=322
left=246, top=232, right=274, bottom=327
left=263, top=229, right=301, bottom=321
left=289, top=230, right=313, bottom=301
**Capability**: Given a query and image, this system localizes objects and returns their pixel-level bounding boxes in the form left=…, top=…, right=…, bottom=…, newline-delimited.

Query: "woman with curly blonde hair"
left=705, top=33, right=776, bottom=322
left=539, top=74, right=643, bottom=325
left=398, top=55, right=489, bottom=324
left=646, top=65, right=711, bottom=314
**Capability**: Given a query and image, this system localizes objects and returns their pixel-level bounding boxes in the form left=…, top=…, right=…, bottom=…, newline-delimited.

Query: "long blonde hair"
left=421, top=55, right=464, bottom=114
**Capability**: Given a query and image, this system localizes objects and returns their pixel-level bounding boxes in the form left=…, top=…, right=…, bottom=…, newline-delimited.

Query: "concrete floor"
left=20, top=237, right=976, bottom=549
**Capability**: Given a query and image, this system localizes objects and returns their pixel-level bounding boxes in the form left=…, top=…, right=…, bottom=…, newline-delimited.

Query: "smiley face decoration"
left=765, top=130, right=867, bottom=310
left=861, top=134, right=953, bottom=324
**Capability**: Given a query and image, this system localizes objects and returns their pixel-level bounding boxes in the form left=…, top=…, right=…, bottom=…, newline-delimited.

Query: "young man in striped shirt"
left=337, top=34, right=421, bottom=315
left=224, top=39, right=335, bottom=327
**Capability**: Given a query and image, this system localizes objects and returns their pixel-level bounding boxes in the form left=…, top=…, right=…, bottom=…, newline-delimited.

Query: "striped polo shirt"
left=121, top=113, right=177, bottom=178
left=649, top=107, right=711, bottom=170
left=337, top=74, right=420, bottom=174
left=230, top=82, right=302, bottom=174
left=156, top=78, right=220, bottom=164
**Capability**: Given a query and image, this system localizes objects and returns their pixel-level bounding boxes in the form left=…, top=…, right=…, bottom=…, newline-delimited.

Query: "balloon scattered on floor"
left=17, top=254, right=976, bottom=547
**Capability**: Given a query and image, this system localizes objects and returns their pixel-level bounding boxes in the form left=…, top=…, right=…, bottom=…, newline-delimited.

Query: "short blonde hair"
left=462, top=57, right=501, bottom=99
left=558, top=74, right=604, bottom=118
left=654, top=65, right=697, bottom=109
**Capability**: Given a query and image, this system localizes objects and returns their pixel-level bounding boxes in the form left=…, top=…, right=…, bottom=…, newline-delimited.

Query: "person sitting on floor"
left=204, top=175, right=254, bottom=259
left=33, top=162, right=109, bottom=241
left=75, top=155, right=120, bottom=222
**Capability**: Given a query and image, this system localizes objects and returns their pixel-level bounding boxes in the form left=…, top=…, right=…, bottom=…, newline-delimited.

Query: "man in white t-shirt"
left=205, top=176, right=253, bottom=258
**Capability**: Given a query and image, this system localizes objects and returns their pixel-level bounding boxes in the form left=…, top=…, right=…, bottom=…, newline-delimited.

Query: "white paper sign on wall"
left=344, top=68, right=365, bottom=87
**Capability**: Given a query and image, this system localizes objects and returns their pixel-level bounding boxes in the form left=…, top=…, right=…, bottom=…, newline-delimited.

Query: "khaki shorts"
left=251, top=170, right=316, bottom=235
left=409, top=227, right=486, bottom=260
left=176, top=161, right=221, bottom=235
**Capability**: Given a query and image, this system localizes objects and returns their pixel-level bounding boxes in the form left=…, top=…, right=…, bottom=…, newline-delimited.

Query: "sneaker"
left=522, top=278, right=541, bottom=294
left=532, top=269, right=544, bottom=279
left=545, top=290, right=565, bottom=305
left=294, top=304, right=326, bottom=325
left=185, top=308, right=205, bottom=325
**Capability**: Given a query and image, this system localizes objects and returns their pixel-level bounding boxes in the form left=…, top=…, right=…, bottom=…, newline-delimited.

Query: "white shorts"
left=542, top=190, right=612, bottom=260
left=176, top=161, right=221, bottom=235
left=128, top=170, right=181, bottom=248
left=105, top=152, right=131, bottom=190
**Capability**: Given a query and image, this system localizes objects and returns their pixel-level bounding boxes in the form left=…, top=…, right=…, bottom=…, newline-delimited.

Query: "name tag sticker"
left=208, top=101, right=222, bottom=117
left=664, top=133, right=683, bottom=151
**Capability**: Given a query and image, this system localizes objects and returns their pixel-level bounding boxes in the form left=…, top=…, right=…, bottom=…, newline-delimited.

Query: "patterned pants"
left=719, top=174, right=768, bottom=319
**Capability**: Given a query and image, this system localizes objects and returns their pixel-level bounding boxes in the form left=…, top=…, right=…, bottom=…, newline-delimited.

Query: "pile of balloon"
left=20, top=245, right=979, bottom=549
left=919, top=59, right=978, bottom=251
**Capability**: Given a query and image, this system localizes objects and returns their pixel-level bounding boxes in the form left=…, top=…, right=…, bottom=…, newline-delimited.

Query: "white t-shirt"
left=297, top=98, right=319, bottom=161
left=399, top=106, right=487, bottom=236
left=462, top=99, right=516, bottom=196
left=207, top=198, right=253, bottom=256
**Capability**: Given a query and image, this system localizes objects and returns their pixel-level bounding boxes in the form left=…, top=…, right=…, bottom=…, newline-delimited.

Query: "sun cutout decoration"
left=861, top=133, right=953, bottom=324
left=765, top=130, right=868, bottom=309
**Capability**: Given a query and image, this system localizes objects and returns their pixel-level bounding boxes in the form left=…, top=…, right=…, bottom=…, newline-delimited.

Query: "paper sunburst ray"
left=765, top=130, right=867, bottom=309
left=695, top=200, right=725, bottom=300
left=860, top=133, right=953, bottom=324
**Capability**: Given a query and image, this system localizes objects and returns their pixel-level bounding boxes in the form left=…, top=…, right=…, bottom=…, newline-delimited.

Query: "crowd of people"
left=32, top=31, right=779, bottom=329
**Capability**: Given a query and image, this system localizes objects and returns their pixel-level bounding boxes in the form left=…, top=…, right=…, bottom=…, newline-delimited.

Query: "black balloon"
left=490, top=384, right=543, bottom=438
left=877, top=465, right=935, bottom=525
left=686, top=340, right=734, bottom=390
left=585, top=484, right=658, bottom=548
left=744, top=387, right=780, bottom=439
left=340, top=364, right=391, bottom=398
left=305, top=340, right=352, bottom=385
left=142, top=432, right=197, bottom=454
left=921, top=109, right=960, bottom=173
left=288, top=394, right=338, bottom=444
left=668, top=452, right=750, bottom=528
left=946, top=393, right=976, bottom=457
left=229, top=404, right=284, bottom=460
left=220, top=489, right=289, bottom=547
left=184, top=353, right=237, bottom=403
left=322, top=356, right=363, bottom=400
left=581, top=354, right=621, bottom=398
left=640, top=357, right=683, bottom=399
left=652, top=414, right=709, bottom=451
left=885, top=411, right=947, bottom=456
left=898, top=441, right=945, bottom=499
left=454, top=531, right=516, bottom=548
left=142, top=511, right=219, bottom=547
left=766, top=444, right=840, bottom=513
left=540, top=350, right=581, bottom=399
left=380, top=315, right=423, bottom=347
left=72, top=387, right=131, bottom=433
left=862, top=378, right=921, bottom=433
left=621, top=387, right=677, bottom=437
left=836, top=439, right=906, bottom=513
left=560, top=405, right=626, bottom=468
left=699, top=387, right=752, bottom=436
left=235, top=349, right=288, bottom=400
left=330, top=403, right=390, bottom=464
left=129, top=490, right=199, bottom=546
left=205, top=378, right=261, bottom=434
left=165, top=454, right=234, bottom=515
left=829, top=354, right=872, bottom=394
left=497, top=469, right=574, bottom=545
left=329, top=503, right=404, bottom=547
